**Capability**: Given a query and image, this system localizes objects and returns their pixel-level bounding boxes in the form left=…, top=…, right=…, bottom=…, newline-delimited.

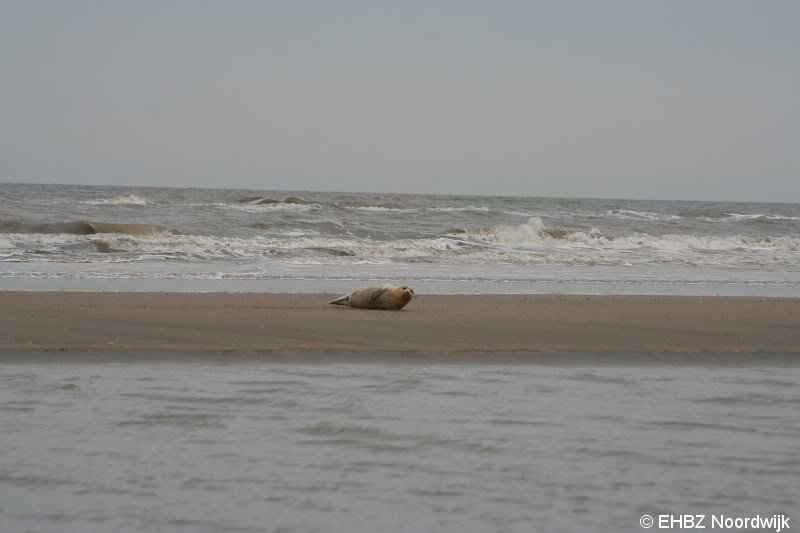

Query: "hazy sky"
left=1, top=1, right=798, bottom=201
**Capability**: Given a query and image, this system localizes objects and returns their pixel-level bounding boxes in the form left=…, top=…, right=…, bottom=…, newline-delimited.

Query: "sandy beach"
left=0, top=292, right=798, bottom=356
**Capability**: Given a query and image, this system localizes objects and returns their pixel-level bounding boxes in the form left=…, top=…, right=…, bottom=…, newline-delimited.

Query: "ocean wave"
left=218, top=202, right=321, bottom=213
left=278, top=229, right=321, bottom=237
left=80, top=222, right=179, bottom=235
left=700, top=213, right=800, bottom=222
left=607, top=209, right=681, bottom=221
left=464, top=217, right=800, bottom=252
left=0, top=233, right=464, bottom=262
left=341, top=205, right=419, bottom=213
left=764, top=215, right=800, bottom=221
left=83, top=194, right=152, bottom=206
left=428, top=206, right=491, bottom=212
left=341, top=205, right=491, bottom=213
left=503, top=210, right=534, bottom=217
left=2, top=225, right=798, bottom=267
left=237, top=195, right=307, bottom=205
left=220, top=195, right=322, bottom=212
left=0, top=220, right=178, bottom=236
left=86, top=234, right=471, bottom=261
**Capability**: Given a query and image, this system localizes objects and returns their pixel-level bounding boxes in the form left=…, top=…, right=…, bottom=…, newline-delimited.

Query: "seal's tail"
left=329, top=294, right=350, bottom=306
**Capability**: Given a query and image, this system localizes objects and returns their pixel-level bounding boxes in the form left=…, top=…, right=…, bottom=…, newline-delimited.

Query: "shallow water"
left=1, top=357, right=798, bottom=532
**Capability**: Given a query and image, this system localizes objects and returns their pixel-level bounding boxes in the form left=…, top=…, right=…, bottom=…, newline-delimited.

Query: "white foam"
left=83, top=194, right=152, bottom=206
left=607, top=209, right=681, bottom=221
left=2, top=218, right=799, bottom=268
left=725, top=213, right=800, bottom=222
left=427, top=206, right=491, bottom=212
left=217, top=202, right=320, bottom=213
left=342, top=206, right=419, bottom=213
left=765, top=215, right=800, bottom=221
left=467, top=217, right=800, bottom=252
left=341, top=205, right=490, bottom=213
left=278, top=229, right=321, bottom=237
left=699, top=213, right=800, bottom=223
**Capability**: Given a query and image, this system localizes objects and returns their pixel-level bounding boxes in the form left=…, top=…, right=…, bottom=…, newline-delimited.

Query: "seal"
left=329, top=284, right=415, bottom=310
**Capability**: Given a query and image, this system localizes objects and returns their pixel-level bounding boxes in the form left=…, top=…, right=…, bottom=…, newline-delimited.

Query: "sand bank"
left=1, top=292, right=798, bottom=357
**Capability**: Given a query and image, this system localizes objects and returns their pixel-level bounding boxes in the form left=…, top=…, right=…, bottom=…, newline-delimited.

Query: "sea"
left=1, top=183, right=799, bottom=532
left=1, top=357, right=798, bottom=533
left=1, top=182, right=799, bottom=295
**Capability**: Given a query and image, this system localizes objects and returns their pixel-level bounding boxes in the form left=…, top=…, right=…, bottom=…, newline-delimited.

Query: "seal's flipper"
left=329, top=294, right=351, bottom=306
left=370, top=288, right=387, bottom=302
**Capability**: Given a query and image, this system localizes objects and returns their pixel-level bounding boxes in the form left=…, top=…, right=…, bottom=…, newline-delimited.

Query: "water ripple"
left=1, top=361, right=798, bottom=532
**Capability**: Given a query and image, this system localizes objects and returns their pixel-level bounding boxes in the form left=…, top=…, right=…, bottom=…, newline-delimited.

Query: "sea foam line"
left=82, top=194, right=152, bottom=206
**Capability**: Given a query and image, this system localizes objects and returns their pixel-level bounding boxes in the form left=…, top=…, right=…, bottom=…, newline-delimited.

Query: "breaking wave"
left=0, top=233, right=676, bottom=265
left=3, top=184, right=798, bottom=291
left=221, top=196, right=321, bottom=213
left=83, top=194, right=152, bottom=206
left=428, top=206, right=491, bottom=212
left=76, top=222, right=178, bottom=235
left=341, top=206, right=419, bottom=213
left=341, top=205, right=490, bottom=213
left=463, top=218, right=800, bottom=252
left=0, top=220, right=178, bottom=236
left=702, top=213, right=800, bottom=222
left=607, top=209, right=681, bottom=221
left=221, top=203, right=321, bottom=213
left=1, top=217, right=798, bottom=267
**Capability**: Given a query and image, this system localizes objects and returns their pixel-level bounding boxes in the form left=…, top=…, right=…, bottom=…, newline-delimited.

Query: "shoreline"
left=3, top=269, right=800, bottom=298
left=1, top=292, right=799, bottom=357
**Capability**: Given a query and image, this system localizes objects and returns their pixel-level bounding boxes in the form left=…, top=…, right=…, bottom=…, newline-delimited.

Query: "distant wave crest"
left=83, top=194, right=152, bottom=206
left=221, top=196, right=321, bottom=212
left=701, top=213, right=800, bottom=222
left=428, top=206, right=491, bottom=213
left=341, top=205, right=418, bottom=213
left=607, top=209, right=681, bottom=221
left=340, top=204, right=492, bottom=214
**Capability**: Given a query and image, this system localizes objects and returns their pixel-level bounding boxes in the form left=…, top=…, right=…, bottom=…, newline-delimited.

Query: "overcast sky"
left=1, top=1, right=798, bottom=201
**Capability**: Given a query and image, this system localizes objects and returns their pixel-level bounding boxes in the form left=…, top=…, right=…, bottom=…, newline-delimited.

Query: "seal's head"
left=396, top=285, right=415, bottom=306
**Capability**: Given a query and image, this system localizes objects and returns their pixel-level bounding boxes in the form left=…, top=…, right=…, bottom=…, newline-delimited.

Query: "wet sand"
left=1, top=292, right=798, bottom=357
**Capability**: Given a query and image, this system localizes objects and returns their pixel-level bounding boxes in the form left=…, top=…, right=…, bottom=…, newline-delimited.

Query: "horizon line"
left=1, top=179, right=798, bottom=205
